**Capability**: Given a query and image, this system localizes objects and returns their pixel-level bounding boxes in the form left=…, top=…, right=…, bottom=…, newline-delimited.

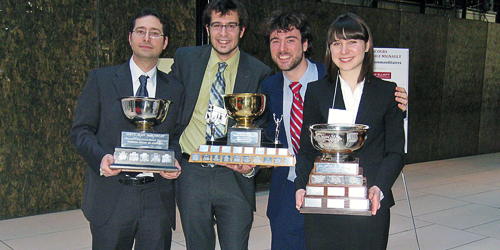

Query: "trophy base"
left=206, top=136, right=282, bottom=148
left=110, top=164, right=178, bottom=173
left=189, top=144, right=295, bottom=168
left=300, top=196, right=371, bottom=216
left=300, top=207, right=372, bottom=216
left=302, top=155, right=372, bottom=216
left=110, top=147, right=175, bottom=173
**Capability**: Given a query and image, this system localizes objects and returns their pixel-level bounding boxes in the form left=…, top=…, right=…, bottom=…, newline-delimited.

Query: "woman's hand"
left=368, top=185, right=382, bottom=215
left=295, top=189, right=306, bottom=210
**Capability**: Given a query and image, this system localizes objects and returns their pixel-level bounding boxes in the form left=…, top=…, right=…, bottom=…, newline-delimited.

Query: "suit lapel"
left=356, top=78, right=378, bottom=124
left=155, top=71, right=169, bottom=99
left=113, top=63, right=134, bottom=98
left=233, top=52, right=252, bottom=93
left=333, top=77, right=346, bottom=110
left=184, top=46, right=211, bottom=120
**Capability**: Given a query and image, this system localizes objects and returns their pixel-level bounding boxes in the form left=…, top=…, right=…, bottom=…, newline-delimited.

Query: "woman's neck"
left=339, top=69, right=361, bottom=93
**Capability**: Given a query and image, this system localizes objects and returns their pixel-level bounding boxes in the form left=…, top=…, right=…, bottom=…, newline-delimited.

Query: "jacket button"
left=119, top=179, right=123, bottom=183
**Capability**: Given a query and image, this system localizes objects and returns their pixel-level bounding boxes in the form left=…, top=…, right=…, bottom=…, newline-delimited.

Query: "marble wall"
left=0, top=0, right=194, bottom=220
left=440, top=18, right=486, bottom=159
left=479, top=23, right=500, bottom=154
left=1, top=0, right=499, bottom=219
left=399, top=13, right=448, bottom=162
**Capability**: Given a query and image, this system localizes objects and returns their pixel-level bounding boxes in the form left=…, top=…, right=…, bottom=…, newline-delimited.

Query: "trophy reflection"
left=301, top=124, right=372, bottom=215
left=110, top=97, right=177, bottom=172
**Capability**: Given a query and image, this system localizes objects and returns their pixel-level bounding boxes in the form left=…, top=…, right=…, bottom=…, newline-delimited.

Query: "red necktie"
left=290, top=82, right=303, bottom=155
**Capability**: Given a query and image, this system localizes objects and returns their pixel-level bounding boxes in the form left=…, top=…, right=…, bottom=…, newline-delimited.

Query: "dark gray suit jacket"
left=170, top=44, right=272, bottom=210
left=70, top=62, right=184, bottom=228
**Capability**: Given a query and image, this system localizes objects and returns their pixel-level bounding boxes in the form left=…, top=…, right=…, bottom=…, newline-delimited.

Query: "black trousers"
left=89, top=182, right=172, bottom=250
left=177, top=158, right=254, bottom=250
left=304, top=208, right=390, bottom=250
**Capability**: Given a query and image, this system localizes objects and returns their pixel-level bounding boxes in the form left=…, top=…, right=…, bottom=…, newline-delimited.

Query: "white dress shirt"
left=282, top=60, right=318, bottom=181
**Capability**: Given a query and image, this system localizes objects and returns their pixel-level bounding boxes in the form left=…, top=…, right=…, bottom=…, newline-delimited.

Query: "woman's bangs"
left=328, top=19, right=367, bottom=43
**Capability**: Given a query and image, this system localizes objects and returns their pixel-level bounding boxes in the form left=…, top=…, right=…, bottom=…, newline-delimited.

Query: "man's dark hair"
left=203, top=0, right=249, bottom=28
left=129, top=7, right=170, bottom=37
left=261, top=10, right=313, bottom=58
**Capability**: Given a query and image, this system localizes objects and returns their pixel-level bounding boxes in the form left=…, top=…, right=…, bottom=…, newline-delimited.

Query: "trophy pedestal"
left=110, top=131, right=176, bottom=172
left=189, top=145, right=295, bottom=168
left=207, top=136, right=282, bottom=148
left=111, top=147, right=176, bottom=172
left=300, top=156, right=371, bottom=216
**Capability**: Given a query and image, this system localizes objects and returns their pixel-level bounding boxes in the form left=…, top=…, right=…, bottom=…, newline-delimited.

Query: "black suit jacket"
left=170, top=45, right=272, bottom=210
left=70, top=62, right=184, bottom=228
left=295, top=75, right=405, bottom=209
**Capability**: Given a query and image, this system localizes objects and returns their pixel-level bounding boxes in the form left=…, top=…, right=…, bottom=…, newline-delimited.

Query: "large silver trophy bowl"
left=309, top=124, right=369, bottom=162
left=223, top=93, right=266, bottom=129
left=121, top=97, right=171, bottom=132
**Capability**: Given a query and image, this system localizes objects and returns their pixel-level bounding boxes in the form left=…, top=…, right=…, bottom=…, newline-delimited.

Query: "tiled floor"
left=1, top=152, right=500, bottom=250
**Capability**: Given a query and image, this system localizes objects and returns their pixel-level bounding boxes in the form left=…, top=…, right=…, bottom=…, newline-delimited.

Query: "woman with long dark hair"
left=294, top=13, right=405, bottom=249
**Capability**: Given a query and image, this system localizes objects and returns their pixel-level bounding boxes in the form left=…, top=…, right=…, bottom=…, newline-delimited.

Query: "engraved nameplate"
left=314, top=162, right=359, bottom=175
left=227, top=128, right=262, bottom=147
left=111, top=147, right=176, bottom=172
left=310, top=174, right=364, bottom=186
left=121, top=131, right=169, bottom=150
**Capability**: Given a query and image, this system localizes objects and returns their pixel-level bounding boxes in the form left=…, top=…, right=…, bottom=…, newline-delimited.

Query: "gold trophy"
left=300, top=124, right=371, bottom=215
left=223, top=93, right=266, bottom=147
left=110, top=97, right=177, bottom=172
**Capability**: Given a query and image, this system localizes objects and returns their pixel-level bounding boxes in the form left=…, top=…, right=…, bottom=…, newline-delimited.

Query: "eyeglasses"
left=209, top=23, right=239, bottom=32
left=132, top=29, right=164, bottom=39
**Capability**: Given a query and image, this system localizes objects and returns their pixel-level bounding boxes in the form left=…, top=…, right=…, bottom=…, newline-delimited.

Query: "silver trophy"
left=301, top=123, right=371, bottom=215
left=110, top=97, right=176, bottom=172
left=121, top=97, right=171, bottom=132
left=309, top=124, right=369, bottom=162
left=273, top=113, right=283, bottom=145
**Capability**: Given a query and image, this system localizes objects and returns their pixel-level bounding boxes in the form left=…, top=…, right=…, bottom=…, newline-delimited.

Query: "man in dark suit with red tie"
left=70, top=8, right=183, bottom=250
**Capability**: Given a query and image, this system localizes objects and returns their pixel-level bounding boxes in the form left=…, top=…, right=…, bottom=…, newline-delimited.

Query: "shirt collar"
left=129, top=56, right=157, bottom=87
left=283, top=59, right=318, bottom=92
left=338, top=74, right=365, bottom=92
left=208, top=48, right=240, bottom=73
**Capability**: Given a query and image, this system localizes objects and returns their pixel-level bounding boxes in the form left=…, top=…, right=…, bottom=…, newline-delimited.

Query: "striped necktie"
left=136, top=75, right=149, bottom=97
left=206, top=62, right=228, bottom=140
left=290, top=81, right=303, bottom=155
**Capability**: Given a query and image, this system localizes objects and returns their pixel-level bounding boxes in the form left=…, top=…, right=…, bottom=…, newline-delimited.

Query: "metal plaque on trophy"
left=300, top=124, right=372, bottom=216
left=109, top=97, right=177, bottom=172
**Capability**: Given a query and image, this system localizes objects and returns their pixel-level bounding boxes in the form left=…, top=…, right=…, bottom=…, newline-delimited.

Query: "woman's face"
left=330, top=36, right=369, bottom=76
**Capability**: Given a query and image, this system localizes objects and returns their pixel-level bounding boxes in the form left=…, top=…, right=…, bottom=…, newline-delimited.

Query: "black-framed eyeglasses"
left=209, top=23, right=239, bottom=32
left=132, top=29, right=164, bottom=39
